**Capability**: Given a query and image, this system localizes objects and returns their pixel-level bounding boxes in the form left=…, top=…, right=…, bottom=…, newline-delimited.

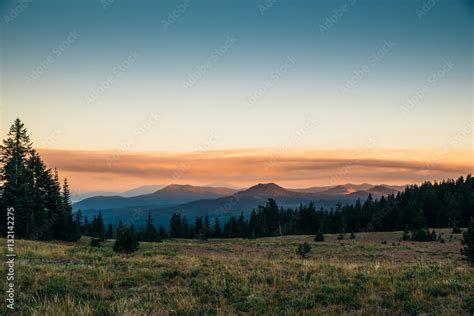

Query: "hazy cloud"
left=37, top=148, right=472, bottom=192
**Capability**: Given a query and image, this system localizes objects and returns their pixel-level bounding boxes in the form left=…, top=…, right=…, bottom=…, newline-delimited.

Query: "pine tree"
left=461, top=218, right=474, bottom=264
left=182, top=217, right=189, bottom=238
left=83, top=216, right=90, bottom=235
left=204, top=213, right=210, bottom=239
left=74, top=210, right=83, bottom=231
left=61, top=178, right=80, bottom=241
left=248, top=210, right=258, bottom=238
left=193, top=216, right=206, bottom=240
left=170, top=213, right=183, bottom=238
left=143, top=212, right=159, bottom=241
left=25, top=151, right=50, bottom=239
left=116, top=220, right=125, bottom=234
left=105, top=223, right=114, bottom=239
left=0, top=119, right=81, bottom=241
left=0, top=119, right=33, bottom=237
left=158, top=225, right=166, bottom=240
left=212, top=217, right=221, bottom=238
left=48, top=169, right=64, bottom=240
left=237, top=212, right=247, bottom=238
left=95, top=212, right=106, bottom=241
left=89, top=216, right=96, bottom=237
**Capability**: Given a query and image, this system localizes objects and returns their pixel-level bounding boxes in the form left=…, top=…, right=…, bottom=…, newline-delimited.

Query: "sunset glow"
left=37, top=147, right=473, bottom=192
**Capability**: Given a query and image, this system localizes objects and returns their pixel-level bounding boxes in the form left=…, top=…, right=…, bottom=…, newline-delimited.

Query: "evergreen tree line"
left=169, top=213, right=217, bottom=239
left=0, top=119, right=80, bottom=241
left=78, top=210, right=167, bottom=242
left=168, top=175, right=474, bottom=239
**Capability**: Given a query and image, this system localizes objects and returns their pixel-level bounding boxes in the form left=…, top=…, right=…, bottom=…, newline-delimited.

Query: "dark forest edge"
left=1, top=119, right=474, bottom=262
left=1, top=119, right=80, bottom=241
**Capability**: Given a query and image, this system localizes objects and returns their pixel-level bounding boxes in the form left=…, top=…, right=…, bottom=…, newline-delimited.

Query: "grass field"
left=1, top=229, right=473, bottom=315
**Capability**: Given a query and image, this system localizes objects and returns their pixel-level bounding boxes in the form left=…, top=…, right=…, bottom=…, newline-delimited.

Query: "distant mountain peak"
left=158, top=184, right=236, bottom=195
left=238, top=183, right=295, bottom=197
left=162, top=184, right=194, bottom=190
left=73, top=184, right=238, bottom=210
left=370, top=185, right=389, bottom=190
left=366, top=185, right=400, bottom=195
left=255, top=182, right=281, bottom=188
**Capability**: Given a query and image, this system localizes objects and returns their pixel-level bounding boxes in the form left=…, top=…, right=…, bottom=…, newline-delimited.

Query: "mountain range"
left=71, top=185, right=166, bottom=203
left=73, top=183, right=405, bottom=227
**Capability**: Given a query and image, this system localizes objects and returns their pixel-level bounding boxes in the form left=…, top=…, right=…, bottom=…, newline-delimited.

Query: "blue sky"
left=0, top=0, right=472, bottom=189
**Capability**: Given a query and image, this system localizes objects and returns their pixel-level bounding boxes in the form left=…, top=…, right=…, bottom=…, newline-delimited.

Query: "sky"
left=1, top=0, right=473, bottom=192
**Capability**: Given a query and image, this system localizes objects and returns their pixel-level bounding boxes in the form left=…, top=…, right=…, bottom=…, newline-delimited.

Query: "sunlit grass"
left=0, top=229, right=473, bottom=315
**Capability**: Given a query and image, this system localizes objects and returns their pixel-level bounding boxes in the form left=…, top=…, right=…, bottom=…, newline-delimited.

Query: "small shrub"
left=337, top=233, right=345, bottom=240
left=90, top=238, right=102, bottom=247
left=463, top=296, right=474, bottom=314
left=350, top=232, right=356, bottom=240
left=452, top=226, right=462, bottom=234
left=411, top=228, right=436, bottom=242
left=296, top=242, right=311, bottom=258
left=427, top=286, right=448, bottom=298
left=402, top=229, right=410, bottom=241
left=382, top=240, right=387, bottom=245
left=394, top=288, right=411, bottom=301
left=461, top=218, right=474, bottom=264
left=113, top=226, right=139, bottom=253
left=314, top=230, right=324, bottom=242
left=160, top=269, right=182, bottom=280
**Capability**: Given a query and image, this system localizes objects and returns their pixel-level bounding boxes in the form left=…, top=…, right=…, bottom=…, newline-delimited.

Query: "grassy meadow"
left=1, top=229, right=473, bottom=315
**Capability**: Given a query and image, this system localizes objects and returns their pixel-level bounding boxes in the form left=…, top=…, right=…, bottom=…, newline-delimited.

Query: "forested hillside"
left=169, top=176, right=474, bottom=239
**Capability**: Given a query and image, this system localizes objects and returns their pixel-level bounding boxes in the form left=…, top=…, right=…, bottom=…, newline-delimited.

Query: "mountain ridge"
left=75, top=182, right=407, bottom=227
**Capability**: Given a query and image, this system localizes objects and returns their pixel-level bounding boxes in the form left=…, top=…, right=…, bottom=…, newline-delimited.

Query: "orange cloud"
left=37, top=148, right=473, bottom=192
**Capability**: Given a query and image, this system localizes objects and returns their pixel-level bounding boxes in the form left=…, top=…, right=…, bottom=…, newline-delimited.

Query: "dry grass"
left=1, top=229, right=473, bottom=315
